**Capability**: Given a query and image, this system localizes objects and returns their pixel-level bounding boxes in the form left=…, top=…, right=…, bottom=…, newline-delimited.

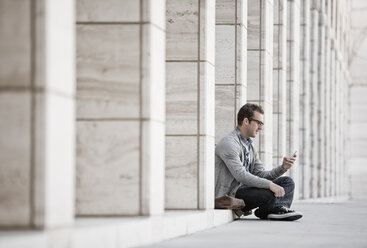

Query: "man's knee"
left=275, top=176, right=295, bottom=188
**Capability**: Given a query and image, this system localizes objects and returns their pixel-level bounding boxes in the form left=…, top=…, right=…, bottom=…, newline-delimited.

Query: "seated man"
left=215, top=103, right=302, bottom=221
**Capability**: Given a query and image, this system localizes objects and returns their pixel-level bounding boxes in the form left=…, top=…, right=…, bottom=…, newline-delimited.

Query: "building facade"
left=0, top=0, right=357, bottom=247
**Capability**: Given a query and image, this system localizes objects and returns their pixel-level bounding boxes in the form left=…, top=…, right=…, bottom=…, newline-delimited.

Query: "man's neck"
left=237, top=126, right=249, bottom=139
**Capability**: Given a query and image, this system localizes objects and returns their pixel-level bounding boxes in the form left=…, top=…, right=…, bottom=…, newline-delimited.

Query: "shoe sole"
left=267, top=213, right=303, bottom=221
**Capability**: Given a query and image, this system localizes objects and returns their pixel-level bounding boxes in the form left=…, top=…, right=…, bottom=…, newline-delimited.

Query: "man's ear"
left=243, top=117, right=249, bottom=125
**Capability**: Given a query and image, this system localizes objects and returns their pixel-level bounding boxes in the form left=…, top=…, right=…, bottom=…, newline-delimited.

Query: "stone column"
left=309, top=1, right=319, bottom=198
left=165, top=0, right=215, bottom=209
left=247, top=0, right=273, bottom=169
left=317, top=0, right=326, bottom=197
left=0, top=0, right=75, bottom=227
left=215, top=0, right=247, bottom=143
left=272, top=0, right=287, bottom=169
left=335, top=55, right=343, bottom=196
left=286, top=0, right=300, bottom=196
left=299, top=0, right=310, bottom=199
left=330, top=45, right=336, bottom=196
left=76, top=0, right=166, bottom=216
left=324, top=0, right=332, bottom=197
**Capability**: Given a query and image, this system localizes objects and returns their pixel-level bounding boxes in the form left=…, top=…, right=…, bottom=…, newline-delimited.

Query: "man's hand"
left=282, top=153, right=297, bottom=170
left=269, top=182, right=285, bottom=197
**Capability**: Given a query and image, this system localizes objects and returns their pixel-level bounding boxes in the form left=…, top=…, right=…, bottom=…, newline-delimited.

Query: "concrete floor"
left=143, top=199, right=367, bottom=248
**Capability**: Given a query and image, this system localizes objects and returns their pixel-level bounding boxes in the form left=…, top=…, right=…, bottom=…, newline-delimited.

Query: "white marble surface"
left=43, top=0, right=75, bottom=96
left=215, top=25, right=236, bottom=84
left=166, top=0, right=199, bottom=60
left=0, top=92, right=31, bottom=225
left=141, top=0, right=166, bottom=30
left=199, top=135, right=215, bottom=209
left=200, top=0, right=215, bottom=65
left=0, top=210, right=234, bottom=248
left=0, top=0, right=31, bottom=87
left=76, top=121, right=140, bottom=215
left=247, top=0, right=261, bottom=49
left=165, top=136, right=198, bottom=209
left=200, top=62, right=215, bottom=137
left=215, top=85, right=236, bottom=143
left=141, top=120, right=165, bottom=215
left=141, top=24, right=166, bottom=122
left=166, top=62, right=198, bottom=135
left=77, top=25, right=140, bottom=119
left=40, top=93, right=75, bottom=227
left=76, top=0, right=140, bottom=22
left=216, top=0, right=236, bottom=24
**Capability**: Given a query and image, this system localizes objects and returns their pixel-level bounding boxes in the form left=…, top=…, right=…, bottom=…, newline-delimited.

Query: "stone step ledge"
left=0, top=209, right=234, bottom=248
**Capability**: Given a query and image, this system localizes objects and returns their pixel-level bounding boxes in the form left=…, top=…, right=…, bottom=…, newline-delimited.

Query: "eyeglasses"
left=248, top=118, right=264, bottom=127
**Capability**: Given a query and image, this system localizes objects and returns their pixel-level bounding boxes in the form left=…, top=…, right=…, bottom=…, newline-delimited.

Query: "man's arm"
left=216, top=139, right=271, bottom=189
left=251, top=150, right=286, bottom=180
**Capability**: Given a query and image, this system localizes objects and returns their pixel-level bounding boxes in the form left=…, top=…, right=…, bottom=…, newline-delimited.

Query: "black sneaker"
left=254, top=208, right=268, bottom=220
left=267, top=206, right=303, bottom=221
left=234, top=209, right=252, bottom=218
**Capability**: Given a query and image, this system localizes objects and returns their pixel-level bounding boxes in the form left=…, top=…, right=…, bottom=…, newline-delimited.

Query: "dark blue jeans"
left=234, top=176, right=295, bottom=219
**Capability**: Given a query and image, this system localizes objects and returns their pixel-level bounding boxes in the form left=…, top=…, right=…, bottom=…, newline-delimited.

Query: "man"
left=215, top=103, right=302, bottom=221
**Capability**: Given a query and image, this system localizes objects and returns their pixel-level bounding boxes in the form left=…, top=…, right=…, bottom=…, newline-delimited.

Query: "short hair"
left=237, top=103, right=264, bottom=125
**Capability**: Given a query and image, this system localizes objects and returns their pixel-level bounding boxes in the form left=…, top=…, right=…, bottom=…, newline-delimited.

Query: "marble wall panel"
left=215, top=26, right=236, bottom=84
left=216, top=0, right=236, bottom=24
left=272, top=69, right=287, bottom=113
left=166, top=0, right=199, bottom=60
left=76, top=0, right=140, bottom=22
left=0, top=92, right=31, bottom=225
left=248, top=52, right=273, bottom=103
left=77, top=25, right=140, bottom=119
left=349, top=87, right=367, bottom=105
left=247, top=0, right=261, bottom=49
left=216, top=0, right=247, bottom=25
left=247, top=51, right=261, bottom=100
left=0, top=0, right=31, bottom=87
left=76, top=121, right=140, bottom=215
left=349, top=140, right=367, bottom=158
left=166, top=62, right=198, bottom=135
left=350, top=105, right=367, bottom=122
left=165, top=136, right=198, bottom=209
left=215, top=85, right=236, bottom=143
